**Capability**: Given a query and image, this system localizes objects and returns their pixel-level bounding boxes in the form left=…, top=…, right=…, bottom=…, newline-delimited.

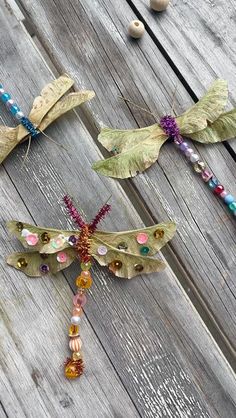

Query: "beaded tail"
left=63, top=196, right=111, bottom=379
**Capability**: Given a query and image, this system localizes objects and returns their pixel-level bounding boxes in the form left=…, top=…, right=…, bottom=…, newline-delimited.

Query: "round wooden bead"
left=128, top=20, right=145, bottom=39
left=150, top=0, right=170, bottom=11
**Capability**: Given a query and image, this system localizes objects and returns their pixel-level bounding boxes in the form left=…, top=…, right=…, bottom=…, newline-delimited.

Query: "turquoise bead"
left=224, top=194, right=234, bottom=205
left=10, top=104, right=20, bottom=115
left=228, top=202, right=236, bottom=212
left=208, top=177, right=219, bottom=190
left=140, top=246, right=150, bottom=256
left=1, top=93, right=11, bottom=102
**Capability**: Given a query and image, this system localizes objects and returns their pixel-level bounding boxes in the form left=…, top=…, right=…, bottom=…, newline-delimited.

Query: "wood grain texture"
left=0, top=1, right=236, bottom=417
left=17, top=0, right=236, bottom=350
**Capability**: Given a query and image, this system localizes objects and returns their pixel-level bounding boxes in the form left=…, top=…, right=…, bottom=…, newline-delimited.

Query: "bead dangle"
left=160, top=116, right=236, bottom=217
left=63, top=195, right=111, bottom=379
left=0, top=83, right=39, bottom=137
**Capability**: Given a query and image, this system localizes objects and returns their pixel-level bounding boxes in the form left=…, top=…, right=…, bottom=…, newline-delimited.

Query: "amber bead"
left=76, top=272, right=92, bottom=289
left=64, top=358, right=84, bottom=379
left=68, top=324, right=79, bottom=337
left=153, top=229, right=164, bottom=239
left=41, top=232, right=50, bottom=244
left=134, top=264, right=144, bottom=272
left=108, top=260, right=122, bottom=273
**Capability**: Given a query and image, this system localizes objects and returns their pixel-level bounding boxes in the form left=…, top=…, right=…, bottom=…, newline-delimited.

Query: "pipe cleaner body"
left=0, top=75, right=95, bottom=164
left=93, top=80, right=236, bottom=218
left=7, top=197, right=176, bottom=379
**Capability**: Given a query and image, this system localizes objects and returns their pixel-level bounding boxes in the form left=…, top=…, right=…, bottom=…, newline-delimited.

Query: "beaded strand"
left=160, top=116, right=236, bottom=217
left=0, top=83, right=39, bottom=137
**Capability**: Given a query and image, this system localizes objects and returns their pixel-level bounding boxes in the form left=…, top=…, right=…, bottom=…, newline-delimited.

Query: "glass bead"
left=72, top=307, right=83, bottom=316
left=136, top=232, right=149, bottom=244
left=180, top=142, right=188, bottom=152
left=41, top=232, right=50, bottom=244
left=220, top=190, right=227, bottom=199
left=21, top=228, right=30, bottom=237
left=80, top=261, right=91, bottom=271
left=57, top=252, right=68, bottom=263
left=10, top=104, right=20, bottom=115
left=193, top=161, right=205, bottom=173
left=64, top=358, right=84, bottom=379
left=17, top=257, right=28, bottom=268
left=201, top=169, right=213, bottom=182
left=15, top=110, right=24, bottom=120
left=190, top=153, right=199, bottom=163
left=69, top=324, right=79, bottom=337
left=6, top=99, right=14, bottom=108
left=1, top=93, right=11, bottom=102
left=214, top=185, right=224, bottom=195
left=140, top=246, right=150, bottom=255
left=208, top=177, right=219, bottom=190
left=185, top=148, right=194, bottom=158
left=76, top=274, right=92, bottom=289
left=68, top=235, right=77, bottom=246
left=71, top=316, right=81, bottom=325
left=108, top=260, right=123, bottom=272
left=26, top=233, right=39, bottom=246
left=134, top=264, right=144, bottom=272
left=228, top=202, right=236, bottom=212
left=16, top=222, right=24, bottom=232
left=117, top=242, right=128, bottom=250
left=173, top=136, right=183, bottom=145
left=97, top=245, right=108, bottom=255
left=39, top=264, right=50, bottom=274
left=73, top=293, right=87, bottom=307
left=224, top=194, right=235, bottom=205
left=153, top=229, right=164, bottom=239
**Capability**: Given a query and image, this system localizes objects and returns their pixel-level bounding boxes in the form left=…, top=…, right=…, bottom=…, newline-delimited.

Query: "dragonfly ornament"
left=93, top=80, right=236, bottom=217
left=7, top=195, right=176, bottom=379
left=0, top=74, right=95, bottom=164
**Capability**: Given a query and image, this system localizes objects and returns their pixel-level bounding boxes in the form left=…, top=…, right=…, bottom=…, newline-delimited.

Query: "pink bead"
left=73, top=293, right=87, bottom=307
left=220, top=190, right=227, bottom=199
left=56, top=251, right=68, bottom=263
left=136, top=232, right=149, bottom=244
left=201, top=169, right=213, bottom=182
left=81, top=270, right=90, bottom=278
left=26, top=233, right=39, bottom=246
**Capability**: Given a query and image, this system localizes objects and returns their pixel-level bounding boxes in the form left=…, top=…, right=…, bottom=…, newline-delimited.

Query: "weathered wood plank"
left=129, top=0, right=236, bottom=152
left=0, top=1, right=236, bottom=417
left=17, top=0, right=236, bottom=351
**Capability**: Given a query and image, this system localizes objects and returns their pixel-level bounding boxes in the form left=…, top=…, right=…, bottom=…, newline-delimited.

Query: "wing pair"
left=93, top=79, right=236, bottom=178
left=0, top=75, right=95, bottom=164
left=7, top=220, right=176, bottom=279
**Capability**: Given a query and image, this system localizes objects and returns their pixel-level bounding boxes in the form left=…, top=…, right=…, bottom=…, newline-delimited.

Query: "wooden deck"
left=0, top=0, right=236, bottom=416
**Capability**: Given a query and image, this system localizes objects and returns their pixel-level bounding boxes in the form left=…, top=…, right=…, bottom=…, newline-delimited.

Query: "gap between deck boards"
left=11, top=0, right=236, bottom=371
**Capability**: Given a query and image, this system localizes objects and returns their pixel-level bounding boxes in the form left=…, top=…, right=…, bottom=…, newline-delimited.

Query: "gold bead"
left=193, top=161, right=206, bottom=173
left=17, top=257, right=28, bottom=268
left=69, top=324, right=79, bottom=337
left=72, top=351, right=82, bottom=361
left=153, top=229, right=164, bottom=239
left=16, top=222, right=24, bottom=232
left=128, top=20, right=145, bottom=39
left=150, top=0, right=169, bottom=12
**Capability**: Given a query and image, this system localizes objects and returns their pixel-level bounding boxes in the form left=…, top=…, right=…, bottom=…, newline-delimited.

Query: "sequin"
left=57, top=252, right=68, bottom=263
left=68, top=235, right=77, bottom=246
left=136, top=232, right=149, bottom=244
left=154, top=229, right=164, bottom=239
left=16, top=222, right=24, bottom=232
left=41, top=232, right=50, bottom=244
left=134, top=264, right=144, bottom=272
left=39, top=264, right=50, bottom=274
left=97, top=245, right=108, bottom=255
left=26, top=233, right=39, bottom=246
left=51, top=235, right=64, bottom=249
left=140, top=246, right=150, bottom=255
left=108, top=260, right=122, bottom=272
left=17, top=257, right=28, bottom=268
left=117, top=242, right=128, bottom=250
left=21, top=228, right=30, bottom=237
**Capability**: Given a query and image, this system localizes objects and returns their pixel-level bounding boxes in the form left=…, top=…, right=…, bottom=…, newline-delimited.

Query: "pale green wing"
left=28, top=74, right=75, bottom=126
left=94, top=222, right=176, bottom=256
left=39, top=91, right=95, bottom=131
left=0, top=126, right=19, bottom=164
left=7, top=248, right=76, bottom=277
left=177, top=79, right=228, bottom=134
left=93, top=126, right=167, bottom=178
left=91, top=236, right=166, bottom=279
left=7, top=220, right=78, bottom=253
left=188, top=109, right=236, bottom=143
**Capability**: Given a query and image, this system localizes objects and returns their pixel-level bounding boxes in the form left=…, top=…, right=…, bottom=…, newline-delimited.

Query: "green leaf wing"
left=7, top=248, right=76, bottom=277
left=177, top=79, right=228, bottom=134
left=7, top=220, right=78, bottom=253
left=187, top=109, right=236, bottom=143
left=93, top=125, right=167, bottom=178
left=94, top=222, right=176, bottom=256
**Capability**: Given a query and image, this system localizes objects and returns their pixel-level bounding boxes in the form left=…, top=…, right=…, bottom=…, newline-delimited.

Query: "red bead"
left=214, top=185, right=224, bottom=195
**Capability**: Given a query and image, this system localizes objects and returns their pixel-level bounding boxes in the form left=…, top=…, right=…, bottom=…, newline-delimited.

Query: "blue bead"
left=10, top=104, right=20, bottom=115
left=1, top=93, right=11, bottom=103
left=228, top=202, right=236, bottom=212
left=224, top=194, right=234, bottom=205
left=208, top=177, right=219, bottom=190
left=0, top=84, right=3, bottom=89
